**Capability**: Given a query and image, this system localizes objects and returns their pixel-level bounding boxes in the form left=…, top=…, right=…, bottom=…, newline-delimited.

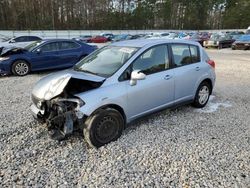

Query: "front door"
left=31, top=42, right=60, bottom=70
left=125, top=44, right=175, bottom=120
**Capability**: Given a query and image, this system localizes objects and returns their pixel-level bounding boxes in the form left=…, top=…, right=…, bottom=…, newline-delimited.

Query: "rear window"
left=59, top=41, right=80, bottom=50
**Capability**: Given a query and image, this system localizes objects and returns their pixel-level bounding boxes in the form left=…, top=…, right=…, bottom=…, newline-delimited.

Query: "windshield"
left=210, top=34, right=221, bottom=40
left=190, top=34, right=200, bottom=39
left=210, top=34, right=230, bottom=41
left=74, top=46, right=139, bottom=77
left=238, top=35, right=250, bottom=41
left=24, top=41, right=43, bottom=51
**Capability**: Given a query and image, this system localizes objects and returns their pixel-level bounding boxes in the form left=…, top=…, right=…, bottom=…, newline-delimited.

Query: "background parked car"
left=165, top=32, right=179, bottom=39
left=232, top=35, right=250, bottom=50
left=0, top=34, right=10, bottom=42
left=112, top=34, right=132, bottom=42
left=88, top=36, right=108, bottom=43
left=188, top=32, right=210, bottom=46
left=148, top=32, right=170, bottom=39
left=0, top=39, right=97, bottom=76
left=0, top=35, right=42, bottom=48
left=73, top=35, right=92, bottom=43
left=203, top=33, right=234, bottom=49
left=100, top=33, right=114, bottom=41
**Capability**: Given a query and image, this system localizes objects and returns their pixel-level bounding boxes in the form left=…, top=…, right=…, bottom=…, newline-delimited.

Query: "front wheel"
left=192, top=82, right=211, bottom=108
left=12, top=60, right=30, bottom=76
left=83, top=108, right=124, bottom=148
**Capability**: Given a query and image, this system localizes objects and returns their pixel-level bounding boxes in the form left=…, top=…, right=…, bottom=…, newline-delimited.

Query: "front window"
left=24, top=41, right=44, bottom=51
left=74, top=46, right=138, bottom=77
left=133, top=45, right=169, bottom=75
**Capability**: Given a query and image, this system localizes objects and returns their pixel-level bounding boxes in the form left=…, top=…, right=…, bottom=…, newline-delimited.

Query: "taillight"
left=207, top=60, right=215, bottom=68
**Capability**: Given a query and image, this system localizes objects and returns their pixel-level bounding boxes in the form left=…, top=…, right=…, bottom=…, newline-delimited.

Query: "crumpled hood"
left=32, top=69, right=105, bottom=100
left=0, top=45, right=25, bottom=56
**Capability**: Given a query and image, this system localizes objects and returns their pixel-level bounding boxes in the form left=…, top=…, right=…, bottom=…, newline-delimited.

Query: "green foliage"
left=0, top=0, right=249, bottom=30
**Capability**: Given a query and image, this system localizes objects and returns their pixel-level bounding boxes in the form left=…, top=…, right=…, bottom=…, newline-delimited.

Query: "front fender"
left=76, top=83, right=127, bottom=117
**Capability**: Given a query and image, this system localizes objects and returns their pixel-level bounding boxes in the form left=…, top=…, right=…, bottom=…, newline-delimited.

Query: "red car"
left=88, top=36, right=108, bottom=43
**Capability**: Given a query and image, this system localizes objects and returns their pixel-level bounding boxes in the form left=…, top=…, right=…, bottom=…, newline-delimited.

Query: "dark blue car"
left=0, top=39, right=97, bottom=76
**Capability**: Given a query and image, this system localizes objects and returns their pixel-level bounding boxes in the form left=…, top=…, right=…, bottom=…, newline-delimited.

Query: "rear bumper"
left=204, top=43, right=218, bottom=47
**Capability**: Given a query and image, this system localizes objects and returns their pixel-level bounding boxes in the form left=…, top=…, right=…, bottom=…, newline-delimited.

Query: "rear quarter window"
left=171, top=44, right=200, bottom=67
left=190, top=45, right=200, bottom=63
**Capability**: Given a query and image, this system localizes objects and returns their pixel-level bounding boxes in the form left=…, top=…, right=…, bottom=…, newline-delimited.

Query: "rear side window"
left=190, top=45, right=200, bottom=63
left=40, top=42, right=59, bottom=52
left=28, top=36, right=41, bottom=41
left=171, top=44, right=200, bottom=67
left=59, top=41, right=80, bottom=50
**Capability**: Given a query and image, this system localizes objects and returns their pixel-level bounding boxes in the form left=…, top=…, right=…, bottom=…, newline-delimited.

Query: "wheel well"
left=201, top=78, right=213, bottom=94
left=97, top=104, right=127, bottom=125
left=11, top=59, right=31, bottom=73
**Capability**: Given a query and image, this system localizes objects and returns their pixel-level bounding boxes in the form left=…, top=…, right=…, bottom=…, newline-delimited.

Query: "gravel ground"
left=0, top=49, right=250, bottom=187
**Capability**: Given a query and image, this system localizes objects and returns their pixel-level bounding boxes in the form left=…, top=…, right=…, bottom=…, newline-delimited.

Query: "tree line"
left=0, top=0, right=249, bottom=30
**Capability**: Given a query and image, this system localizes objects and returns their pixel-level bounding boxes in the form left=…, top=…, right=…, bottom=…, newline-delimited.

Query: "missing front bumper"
left=31, top=103, right=86, bottom=140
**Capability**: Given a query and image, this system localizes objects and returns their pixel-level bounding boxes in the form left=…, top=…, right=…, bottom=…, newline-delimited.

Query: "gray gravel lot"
left=0, top=49, right=250, bottom=187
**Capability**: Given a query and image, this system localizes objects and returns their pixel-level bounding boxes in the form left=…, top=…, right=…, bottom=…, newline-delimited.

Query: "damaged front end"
left=45, top=97, right=85, bottom=140
left=30, top=70, right=104, bottom=140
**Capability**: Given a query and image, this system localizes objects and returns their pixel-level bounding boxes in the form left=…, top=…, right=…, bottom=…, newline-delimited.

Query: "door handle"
left=195, top=67, right=200, bottom=71
left=164, top=75, right=173, bottom=80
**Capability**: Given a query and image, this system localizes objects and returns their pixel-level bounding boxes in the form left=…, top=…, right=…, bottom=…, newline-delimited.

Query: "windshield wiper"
left=73, top=67, right=100, bottom=76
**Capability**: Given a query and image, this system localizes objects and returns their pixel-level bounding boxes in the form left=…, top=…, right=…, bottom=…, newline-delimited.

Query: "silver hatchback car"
left=31, top=39, right=216, bottom=148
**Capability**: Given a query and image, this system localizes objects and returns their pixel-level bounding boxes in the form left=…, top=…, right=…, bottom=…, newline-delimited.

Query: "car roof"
left=111, top=39, right=200, bottom=48
left=42, top=38, right=78, bottom=42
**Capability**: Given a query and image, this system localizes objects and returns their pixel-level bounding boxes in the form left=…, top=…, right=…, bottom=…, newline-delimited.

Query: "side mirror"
left=130, top=70, right=146, bottom=86
left=9, top=39, right=15, bottom=43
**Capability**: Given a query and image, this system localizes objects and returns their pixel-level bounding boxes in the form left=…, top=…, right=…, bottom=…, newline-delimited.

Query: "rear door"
left=30, top=42, right=60, bottom=70
left=170, top=43, right=203, bottom=103
left=57, top=41, right=82, bottom=67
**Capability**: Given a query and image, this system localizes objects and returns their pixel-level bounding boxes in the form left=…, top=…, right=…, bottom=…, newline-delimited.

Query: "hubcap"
left=95, top=116, right=118, bottom=143
left=15, top=62, right=29, bottom=75
left=198, top=86, right=209, bottom=105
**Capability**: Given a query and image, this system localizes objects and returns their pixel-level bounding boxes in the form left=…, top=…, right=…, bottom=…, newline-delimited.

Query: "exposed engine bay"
left=31, top=75, right=104, bottom=140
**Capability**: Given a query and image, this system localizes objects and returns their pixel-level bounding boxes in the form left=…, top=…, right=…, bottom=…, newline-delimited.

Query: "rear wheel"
left=12, top=60, right=30, bottom=76
left=83, top=108, right=124, bottom=148
left=192, top=82, right=211, bottom=108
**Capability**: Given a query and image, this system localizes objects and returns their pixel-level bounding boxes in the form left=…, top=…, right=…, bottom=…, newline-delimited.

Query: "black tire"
left=218, top=43, right=222, bottom=49
left=83, top=108, right=124, bottom=148
left=192, top=82, right=211, bottom=108
left=12, top=60, right=30, bottom=76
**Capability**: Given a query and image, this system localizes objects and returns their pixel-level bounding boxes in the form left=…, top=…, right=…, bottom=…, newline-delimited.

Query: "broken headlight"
left=0, top=57, right=9, bottom=61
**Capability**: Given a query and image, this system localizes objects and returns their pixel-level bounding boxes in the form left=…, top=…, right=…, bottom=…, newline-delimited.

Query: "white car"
left=0, top=36, right=42, bottom=48
left=148, top=32, right=170, bottom=39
